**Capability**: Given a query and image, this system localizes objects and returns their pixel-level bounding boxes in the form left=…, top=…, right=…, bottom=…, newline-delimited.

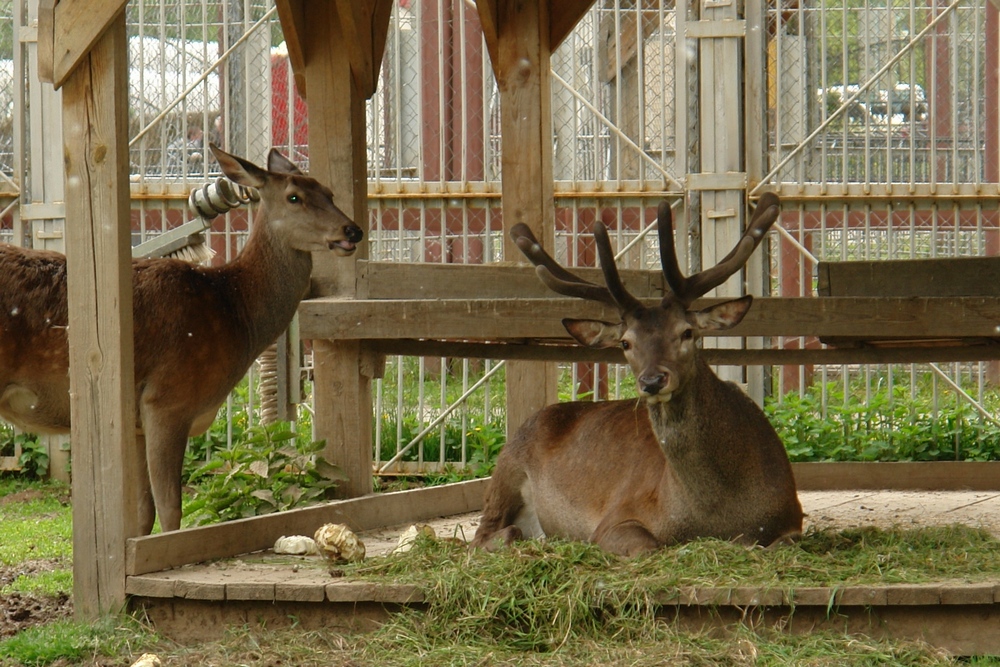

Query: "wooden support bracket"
left=37, top=0, right=129, bottom=89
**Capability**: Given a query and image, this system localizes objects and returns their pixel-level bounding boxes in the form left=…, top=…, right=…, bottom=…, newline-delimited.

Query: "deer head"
left=510, top=193, right=780, bottom=403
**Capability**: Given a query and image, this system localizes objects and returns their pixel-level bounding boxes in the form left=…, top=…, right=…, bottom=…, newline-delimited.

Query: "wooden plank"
left=313, top=339, right=373, bottom=498
left=126, top=479, right=488, bottom=576
left=364, top=338, right=1000, bottom=365
left=298, top=296, right=1000, bottom=341
left=817, top=257, right=1000, bottom=298
left=62, top=13, right=137, bottom=620
left=358, top=261, right=664, bottom=300
left=37, top=0, right=129, bottom=89
left=791, top=462, right=1000, bottom=492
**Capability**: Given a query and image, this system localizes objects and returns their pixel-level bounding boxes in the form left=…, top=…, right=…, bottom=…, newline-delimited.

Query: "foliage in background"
left=768, top=380, right=1000, bottom=462
left=0, top=426, right=47, bottom=479
left=182, top=421, right=344, bottom=527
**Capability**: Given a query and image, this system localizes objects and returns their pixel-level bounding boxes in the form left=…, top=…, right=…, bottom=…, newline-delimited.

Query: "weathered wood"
left=313, top=339, right=373, bottom=498
left=301, top=2, right=373, bottom=499
left=475, top=0, right=499, bottom=67
left=550, top=0, right=597, bottom=50
left=493, top=0, right=559, bottom=439
left=36, top=0, right=129, bottom=88
left=791, top=461, right=1000, bottom=492
left=274, top=0, right=307, bottom=98
left=62, top=13, right=137, bottom=620
left=363, top=338, right=1000, bottom=365
left=357, top=260, right=665, bottom=300
left=125, top=479, right=488, bottom=576
left=818, top=257, right=1000, bottom=298
left=299, top=296, right=1000, bottom=341
left=331, top=0, right=392, bottom=99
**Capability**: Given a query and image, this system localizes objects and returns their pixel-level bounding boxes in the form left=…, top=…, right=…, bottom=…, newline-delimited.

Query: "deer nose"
left=638, top=373, right=667, bottom=396
left=344, top=225, right=364, bottom=244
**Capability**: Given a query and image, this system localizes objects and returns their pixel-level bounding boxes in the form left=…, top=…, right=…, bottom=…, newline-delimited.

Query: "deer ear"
left=267, top=148, right=303, bottom=175
left=211, top=143, right=267, bottom=188
left=563, top=319, right=626, bottom=348
left=692, top=294, right=753, bottom=332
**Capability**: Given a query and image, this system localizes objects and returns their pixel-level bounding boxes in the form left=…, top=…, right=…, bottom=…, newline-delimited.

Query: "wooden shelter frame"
left=33, top=0, right=1000, bottom=623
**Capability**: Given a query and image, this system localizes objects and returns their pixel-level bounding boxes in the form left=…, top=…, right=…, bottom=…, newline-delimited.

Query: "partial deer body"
left=471, top=194, right=802, bottom=556
left=0, top=145, right=362, bottom=533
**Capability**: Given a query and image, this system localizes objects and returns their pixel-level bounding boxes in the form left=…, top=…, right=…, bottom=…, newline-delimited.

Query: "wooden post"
left=301, top=2, right=374, bottom=498
left=696, top=0, right=750, bottom=389
left=60, top=12, right=138, bottom=618
left=482, top=0, right=560, bottom=439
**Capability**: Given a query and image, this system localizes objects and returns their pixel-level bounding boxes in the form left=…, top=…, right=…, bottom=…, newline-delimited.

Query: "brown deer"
left=471, top=193, right=802, bottom=556
left=0, top=145, right=362, bottom=534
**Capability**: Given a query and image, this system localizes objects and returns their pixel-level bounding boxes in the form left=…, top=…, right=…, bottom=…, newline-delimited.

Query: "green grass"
left=0, top=481, right=72, bottom=591
left=0, top=616, right=157, bottom=667
left=2, top=483, right=1000, bottom=665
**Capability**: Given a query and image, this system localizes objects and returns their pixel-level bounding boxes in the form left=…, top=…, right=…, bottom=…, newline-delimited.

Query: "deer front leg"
left=132, top=433, right=157, bottom=536
left=591, top=519, right=661, bottom=557
left=142, top=407, right=193, bottom=533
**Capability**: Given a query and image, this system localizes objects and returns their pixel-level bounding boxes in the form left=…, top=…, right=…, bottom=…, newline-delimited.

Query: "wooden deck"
left=127, top=468, right=1000, bottom=654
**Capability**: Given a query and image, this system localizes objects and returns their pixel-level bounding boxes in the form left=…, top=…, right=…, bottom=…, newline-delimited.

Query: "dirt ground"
left=3, top=489, right=999, bottom=640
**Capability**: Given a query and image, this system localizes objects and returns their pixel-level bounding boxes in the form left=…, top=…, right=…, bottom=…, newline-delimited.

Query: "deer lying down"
left=0, top=145, right=362, bottom=534
left=470, top=194, right=803, bottom=556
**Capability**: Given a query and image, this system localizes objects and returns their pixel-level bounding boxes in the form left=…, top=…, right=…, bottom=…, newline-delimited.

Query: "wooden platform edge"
left=128, top=463, right=999, bottom=576
left=126, top=478, right=489, bottom=576
left=128, top=582, right=1000, bottom=655
left=791, top=461, right=1000, bottom=492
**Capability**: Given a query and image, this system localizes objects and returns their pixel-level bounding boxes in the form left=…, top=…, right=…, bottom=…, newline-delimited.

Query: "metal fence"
left=1, top=0, right=997, bottom=475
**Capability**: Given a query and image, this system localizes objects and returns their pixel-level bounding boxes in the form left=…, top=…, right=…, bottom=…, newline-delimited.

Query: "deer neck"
left=221, top=209, right=313, bottom=356
left=644, top=358, right=737, bottom=487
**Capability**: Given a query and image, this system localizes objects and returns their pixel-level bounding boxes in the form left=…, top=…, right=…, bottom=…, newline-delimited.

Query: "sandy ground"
left=358, top=490, right=1000, bottom=557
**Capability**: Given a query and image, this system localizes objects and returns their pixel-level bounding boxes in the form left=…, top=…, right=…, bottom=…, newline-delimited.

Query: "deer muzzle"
left=329, top=224, right=364, bottom=255
left=639, top=372, right=674, bottom=404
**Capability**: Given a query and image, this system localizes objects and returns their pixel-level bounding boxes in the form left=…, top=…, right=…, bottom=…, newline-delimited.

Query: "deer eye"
left=681, top=329, right=694, bottom=341
left=287, top=193, right=301, bottom=204
left=621, top=340, right=631, bottom=351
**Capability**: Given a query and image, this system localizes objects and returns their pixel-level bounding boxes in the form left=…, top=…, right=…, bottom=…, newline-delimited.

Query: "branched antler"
left=657, top=192, right=780, bottom=304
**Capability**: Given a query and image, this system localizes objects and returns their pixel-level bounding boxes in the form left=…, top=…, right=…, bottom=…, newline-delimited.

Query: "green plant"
left=183, top=421, right=346, bottom=526
left=1, top=427, right=47, bottom=479
left=766, top=381, right=1000, bottom=463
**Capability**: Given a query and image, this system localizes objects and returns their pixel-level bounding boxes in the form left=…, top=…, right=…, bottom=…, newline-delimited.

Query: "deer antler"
left=657, top=192, right=780, bottom=305
left=510, top=222, right=643, bottom=313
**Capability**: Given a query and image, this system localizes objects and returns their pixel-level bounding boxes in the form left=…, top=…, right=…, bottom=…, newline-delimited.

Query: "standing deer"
left=0, top=144, right=362, bottom=534
left=471, top=193, right=802, bottom=556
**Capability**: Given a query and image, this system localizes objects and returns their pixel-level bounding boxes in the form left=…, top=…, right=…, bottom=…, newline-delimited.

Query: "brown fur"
left=471, top=197, right=802, bottom=556
left=0, top=145, right=362, bottom=534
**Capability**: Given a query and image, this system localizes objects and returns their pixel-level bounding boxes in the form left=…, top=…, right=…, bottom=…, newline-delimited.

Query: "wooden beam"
left=475, top=0, right=500, bottom=68
left=362, top=338, right=1000, bottom=366
left=299, top=296, right=1000, bottom=341
left=36, top=0, right=129, bottom=89
left=817, top=257, right=1000, bottom=298
left=301, top=3, right=373, bottom=499
left=332, top=0, right=374, bottom=97
left=126, top=479, right=488, bottom=576
left=550, top=0, right=596, bottom=50
left=490, top=0, right=560, bottom=440
left=61, top=12, right=137, bottom=619
left=275, top=0, right=308, bottom=99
